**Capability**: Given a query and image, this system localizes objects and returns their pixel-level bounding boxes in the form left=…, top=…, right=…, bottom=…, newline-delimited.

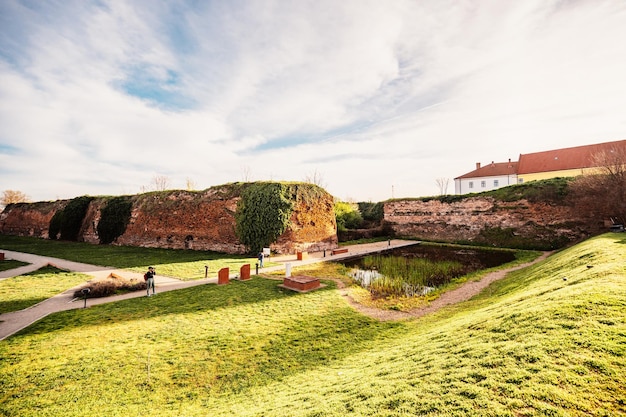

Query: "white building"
left=454, top=160, right=518, bottom=195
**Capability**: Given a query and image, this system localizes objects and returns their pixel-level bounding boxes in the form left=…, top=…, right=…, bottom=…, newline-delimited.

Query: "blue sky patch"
left=118, top=66, right=195, bottom=111
left=0, top=143, right=20, bottom=155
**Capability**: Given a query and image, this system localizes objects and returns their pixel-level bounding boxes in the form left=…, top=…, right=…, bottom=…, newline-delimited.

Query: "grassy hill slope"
left=1, top=234, right=624, bottom=416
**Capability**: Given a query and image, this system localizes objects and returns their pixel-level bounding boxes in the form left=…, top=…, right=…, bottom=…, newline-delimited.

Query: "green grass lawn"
left=0, top=235, right=273, bottom=280
left=0, top=234, right=624, bottom=416
left=0, top=266, right=91, bottom=314
left=0, top=259, right=29, bottom=272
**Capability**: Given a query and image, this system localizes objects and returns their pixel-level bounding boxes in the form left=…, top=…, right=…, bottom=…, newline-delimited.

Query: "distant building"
left=454, top=139, right=626, bottom=194
left=517, top=139, right=626, bottom=183
left=454, top=160, right=518, bottom=195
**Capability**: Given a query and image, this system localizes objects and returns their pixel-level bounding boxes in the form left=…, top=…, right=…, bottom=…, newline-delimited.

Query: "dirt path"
left=335, top=251, right=553, bottom=321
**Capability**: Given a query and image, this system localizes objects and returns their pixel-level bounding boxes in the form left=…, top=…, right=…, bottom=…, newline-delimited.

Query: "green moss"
left=390, top=178, right=573, bottom=204
left=482, top=177, right=572, bottom=203
left=473, top=226, right=570, bottom=250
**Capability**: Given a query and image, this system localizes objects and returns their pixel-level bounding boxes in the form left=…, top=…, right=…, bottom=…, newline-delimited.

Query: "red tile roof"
left=517, top=139, right=626, bottom=174
left=455, top=161, right=518, bottom=179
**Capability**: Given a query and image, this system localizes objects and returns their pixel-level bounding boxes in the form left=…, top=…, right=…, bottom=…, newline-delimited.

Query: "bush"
left=335, top=201, right=364, bottom=231
left=74, top=277, right=146, bottom=298
left=358, top=202, right=384, bottom=223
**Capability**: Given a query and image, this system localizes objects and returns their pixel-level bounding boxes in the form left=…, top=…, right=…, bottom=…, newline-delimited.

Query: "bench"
left=331, top=248, right=349, bottom=255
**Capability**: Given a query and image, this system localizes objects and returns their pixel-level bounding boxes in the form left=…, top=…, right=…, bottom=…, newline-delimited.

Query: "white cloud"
left=1, top=0, right=626, bottom=202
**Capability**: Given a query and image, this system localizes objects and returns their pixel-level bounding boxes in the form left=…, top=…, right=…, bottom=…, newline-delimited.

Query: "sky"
left=1, top=0, right=626, bottom=203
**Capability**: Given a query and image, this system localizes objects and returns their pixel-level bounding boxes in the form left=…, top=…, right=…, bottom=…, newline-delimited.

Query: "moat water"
left=337, top=243, right=516, bottom=275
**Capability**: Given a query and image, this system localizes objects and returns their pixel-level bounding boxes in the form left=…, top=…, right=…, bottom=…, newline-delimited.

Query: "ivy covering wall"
left=235, top=183, right=294, bottom=254
left=97, top=196, right=132, bottom=244
left=235, top=182, right=327, bottom=254
left=48, top=196, right=94, bottom=241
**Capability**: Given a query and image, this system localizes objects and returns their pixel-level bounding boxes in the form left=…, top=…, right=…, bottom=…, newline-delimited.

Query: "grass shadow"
left=12, top=278, right=334, bottom=337
left=0, top=259, right=30, bottom=272
left=0, top=298, right=48, bottom=315
left=0, top=235, right=265, bottom=280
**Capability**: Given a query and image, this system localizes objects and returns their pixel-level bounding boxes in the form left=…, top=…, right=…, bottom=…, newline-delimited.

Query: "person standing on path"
left=145, top=266, right=156, bottom=296
left=257, top=251, right=264, bottom=268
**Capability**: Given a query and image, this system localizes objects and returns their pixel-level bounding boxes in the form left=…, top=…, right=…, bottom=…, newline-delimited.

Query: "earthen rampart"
left=0, top=184, right=338, bottom=254
left=383, top=197, right=600, bottom=249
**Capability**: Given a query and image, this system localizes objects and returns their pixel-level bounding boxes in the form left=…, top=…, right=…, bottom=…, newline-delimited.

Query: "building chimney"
left=476, top=162, right=481, bottom=169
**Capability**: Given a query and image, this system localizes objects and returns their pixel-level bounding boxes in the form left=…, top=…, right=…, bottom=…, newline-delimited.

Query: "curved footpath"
left=0, top=240, right=416, bottom=340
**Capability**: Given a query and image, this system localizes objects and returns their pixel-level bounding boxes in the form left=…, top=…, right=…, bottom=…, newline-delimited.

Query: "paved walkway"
left=0, top=240, right=417, bottom=340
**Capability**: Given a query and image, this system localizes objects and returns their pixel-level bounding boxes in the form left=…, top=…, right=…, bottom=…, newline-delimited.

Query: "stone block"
left=282, top=275, right=321, bottom=292
left=240, top=264, right=251, bottom=280
left=218, top=267, right=229, bottom=285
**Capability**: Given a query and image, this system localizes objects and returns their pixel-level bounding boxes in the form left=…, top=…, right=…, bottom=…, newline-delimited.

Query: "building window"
left=494, top=180, right=499, bottom=187
left=518, top=178, right=524, bottom=184
left=469, top=182, right=473, bottom=189
left=481, top=181, right=486, bottom=188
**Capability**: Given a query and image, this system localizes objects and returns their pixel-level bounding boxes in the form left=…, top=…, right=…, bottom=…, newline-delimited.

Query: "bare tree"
left=241, top=165, right=252, bottom=182
left=1, top=190, right=31, bottom=207
left=303, top=169, right=327, bottom=188
left=435, top=178, right=450, bottom=195
left=186, top=177, right=197, bottom=191
left=569, top=144, right=626, bottom=225
left=141, top=175, right=171, bottom=192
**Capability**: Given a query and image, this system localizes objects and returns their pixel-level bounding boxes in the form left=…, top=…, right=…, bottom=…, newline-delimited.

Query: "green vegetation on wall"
left=235, top=183, right=295, bottom=254
left=48, top=210, right=63, bottom=240
left=97, top=196, right=133, bottom=244
left=334, top=201, right=363, bottom=232
left=235, top=182, right=328, bottom=254
left=482, top=177, right=572, bottom=203
left=408, top=177, right=573, bottom=204
left=358, top=201, right=384, bottom=223
left=473, top=226, right=570, bottom=250
left=48, top=196, right=94, bottom=241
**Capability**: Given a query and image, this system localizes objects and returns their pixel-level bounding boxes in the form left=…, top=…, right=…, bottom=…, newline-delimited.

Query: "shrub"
left=335, top=201, right=364, bottom=231
left=74, top=277, right=146, bottom=298
left=358, top=202, right=384, bottom=223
